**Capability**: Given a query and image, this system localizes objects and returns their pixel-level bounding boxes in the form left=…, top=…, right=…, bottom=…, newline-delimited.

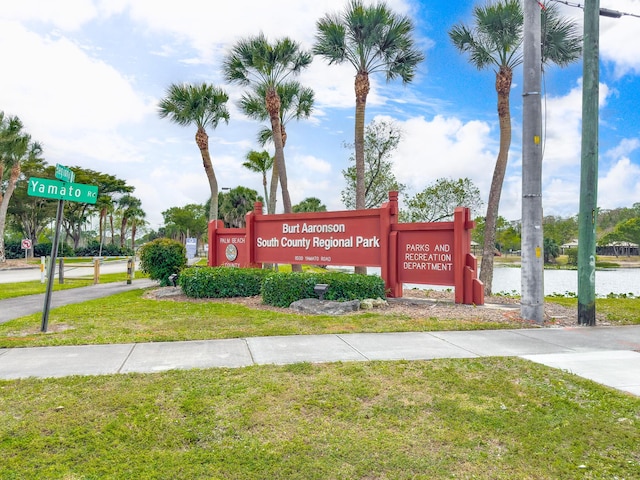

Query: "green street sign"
left=55, top=163, right=75, bottom=183
left=27, top=177, right=98, bottom=204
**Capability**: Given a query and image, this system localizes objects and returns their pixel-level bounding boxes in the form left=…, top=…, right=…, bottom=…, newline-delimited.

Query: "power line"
left=548, top=0, right=640, bottom=18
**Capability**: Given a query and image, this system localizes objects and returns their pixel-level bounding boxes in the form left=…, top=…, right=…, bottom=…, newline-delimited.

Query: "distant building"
left=560, top=239, right=639, bottom=256
left=597, top=241, right=638, bottom=257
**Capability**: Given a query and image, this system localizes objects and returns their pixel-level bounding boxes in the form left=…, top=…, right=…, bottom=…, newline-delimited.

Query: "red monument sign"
left=208, top=192, right=484, bottom=305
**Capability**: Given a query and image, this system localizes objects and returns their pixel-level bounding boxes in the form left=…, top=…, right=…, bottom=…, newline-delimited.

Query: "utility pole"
left=521, top=0, right=544, bottom=323
left=578, top=0, right=599, bottom=326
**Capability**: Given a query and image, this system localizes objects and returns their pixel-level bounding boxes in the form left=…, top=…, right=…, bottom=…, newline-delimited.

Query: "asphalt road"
left=0, top=259, right=136, bottom=284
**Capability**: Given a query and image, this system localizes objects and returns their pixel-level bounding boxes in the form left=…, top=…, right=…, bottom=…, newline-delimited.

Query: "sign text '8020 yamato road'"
left=27, top=177, right=98, bottom=204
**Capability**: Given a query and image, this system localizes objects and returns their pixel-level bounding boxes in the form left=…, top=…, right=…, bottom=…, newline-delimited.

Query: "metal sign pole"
left=41, top=199, right=64, bottom=333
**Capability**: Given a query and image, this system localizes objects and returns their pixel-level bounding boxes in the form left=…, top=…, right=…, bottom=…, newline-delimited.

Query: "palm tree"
left=314, top=0, right=424, bottom=212
left=0, top=112, right=42, bottom=262
left=158, top=83, right=230, bottom=221
left=449, top=0, right=580, bottom=295
left=239, top=81, right=314, bottom=214
left=117, top=194, right=143, bottom=248
left=128, top=205, right=146, bottom=252
left=242, top=150, right=274, bottom=213
left=223, top=33, right=312, bottom=214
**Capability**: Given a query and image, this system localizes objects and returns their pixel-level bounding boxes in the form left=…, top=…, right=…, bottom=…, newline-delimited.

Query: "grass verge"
left=1, top=359, right=638, bottom=479
left=547, top=296, right=640, bottom=324
left=0, top=272, right=140, bottom=300
left=0, top=289, right=514, bottom=348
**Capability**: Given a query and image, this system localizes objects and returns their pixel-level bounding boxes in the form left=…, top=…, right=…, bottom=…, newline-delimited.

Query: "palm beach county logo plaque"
left=225, top=243, right=238, bottom=262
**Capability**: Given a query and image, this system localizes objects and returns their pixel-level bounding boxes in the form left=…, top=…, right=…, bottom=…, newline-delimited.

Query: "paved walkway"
left=0, top=280, right=639, bottom=396
left=0, top=278, right=157, bottom=324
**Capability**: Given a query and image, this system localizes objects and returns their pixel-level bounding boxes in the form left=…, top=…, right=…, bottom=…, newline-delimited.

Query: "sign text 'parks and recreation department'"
left=208, top=192, right=484, bottom=305
left=27, top=177, right=98, bottom=204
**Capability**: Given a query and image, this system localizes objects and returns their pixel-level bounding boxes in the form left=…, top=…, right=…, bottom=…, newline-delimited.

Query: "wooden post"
left=58, top=257, right=64, bottom=284
left=93, top=258, right=100, bottom=284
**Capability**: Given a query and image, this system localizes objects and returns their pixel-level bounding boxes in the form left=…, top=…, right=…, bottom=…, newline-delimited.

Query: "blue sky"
left=1, top=0, right=639, bottom=230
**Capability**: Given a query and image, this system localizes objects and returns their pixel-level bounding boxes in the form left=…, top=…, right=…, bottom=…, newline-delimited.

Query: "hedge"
left=262, top=271, right=385, bottom=308
left=176, top=267, right=386, bottom=307
left=179, top=267, right=269, bottom=298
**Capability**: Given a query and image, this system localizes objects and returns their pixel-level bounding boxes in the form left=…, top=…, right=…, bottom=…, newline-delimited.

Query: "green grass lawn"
left=1, top=359, right=638, bottom=479
left=547, top=296, right=640, bottom=324
left=0, top=272, right=137, bottom=300
left=1, top=274, right=639, bottom=478
left=1, top=280, right=638, bottom=348
left=0, top=289, right=518, bottom=348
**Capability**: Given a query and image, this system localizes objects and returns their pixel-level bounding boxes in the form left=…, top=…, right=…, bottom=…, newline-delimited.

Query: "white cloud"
left=599, top=1, right=640, bottom=77
left=295, top=154, right=332, bottom=175
left=3, top=0, right=98, bottom=30
left=0, top=20, right=151, bottom=140
left=118, top=0, right=415, bottom=55
left=541, top=81, right=611, bottom=173
left=391, top=114, right=496, bottom=192
left=599, top=157, right=640, bottom=210
left=604, top=137, right=640, bottom=161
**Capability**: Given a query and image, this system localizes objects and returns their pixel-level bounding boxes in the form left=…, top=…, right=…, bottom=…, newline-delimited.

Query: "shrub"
left=179, top=267, right=269, bottom=298
left=3, top=240, right=23, bottom=259
left=138, top=238, right=187, bottom=286
left=75, top=240, right=133, bottom=257
left=566, top=248, right=578, bottom=266
left=33, top=241, right=75, bottom=258
left=262, top=272, right=319, bottom=307
left=262, top=271, right=385, bottom=308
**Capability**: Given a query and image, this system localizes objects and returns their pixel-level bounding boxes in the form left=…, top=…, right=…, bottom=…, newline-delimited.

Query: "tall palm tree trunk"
left=354, top=70, right=370, bottom=275
left=196, top=127, right=219, bottom=221
left=260, top=170, right=269, bottom=212
left=0, top=164, right=20, bottom=262
left=266, top=87, right=297, bottom=271
left=480, top=66, right=513, bottom=295
left=120, top=218, right=127, bottom=248
left=266, top=89, right=292, bottom=213
left=268, top=160, right=279, bottom=215
left=354, top=70, right=369, bottom=211
left=131, top=222, right=137, bottom=251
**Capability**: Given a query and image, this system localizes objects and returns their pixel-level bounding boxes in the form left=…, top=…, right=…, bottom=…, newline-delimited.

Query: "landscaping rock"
left=151, top=286, right=184, bottom=298
left=360, top=298, right=388, bottom=309
left=289, top=298, right=361, bottom=315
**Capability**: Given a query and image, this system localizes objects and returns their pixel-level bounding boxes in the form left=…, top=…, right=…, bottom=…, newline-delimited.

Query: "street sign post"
left=21, top=239, right=32, bottom=260
left=26, top=172, right=99, bottom=332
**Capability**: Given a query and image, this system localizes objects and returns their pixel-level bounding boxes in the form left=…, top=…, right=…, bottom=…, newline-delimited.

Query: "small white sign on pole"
left=185, top=237, right=197, bottom=259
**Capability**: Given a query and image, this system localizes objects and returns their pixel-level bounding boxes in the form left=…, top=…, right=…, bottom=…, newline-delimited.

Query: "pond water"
left=362, top=266, right=640, bottom=297
left=489, top=267, right=640, bottom=297
left=405, top=267, right=640, bottom=297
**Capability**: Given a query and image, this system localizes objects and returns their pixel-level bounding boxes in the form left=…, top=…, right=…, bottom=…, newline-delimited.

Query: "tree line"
left=0, top=108, right=148, bottom=260
left=1, top=145, right=145, bottom=260
left=472, top=204, right=640, bottom=264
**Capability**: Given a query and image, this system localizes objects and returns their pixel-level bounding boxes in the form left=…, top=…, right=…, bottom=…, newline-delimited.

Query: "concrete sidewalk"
left=1, top=279, right=639, bottom=396
left=1, top=326, right=639, bottom=396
